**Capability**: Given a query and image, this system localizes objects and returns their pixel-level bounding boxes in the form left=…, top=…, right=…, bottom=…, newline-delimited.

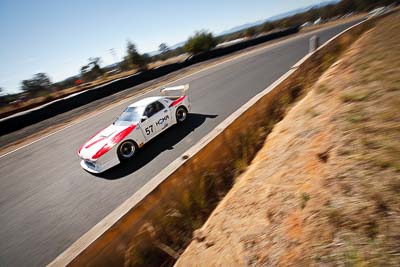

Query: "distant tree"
left=245, top=27, right=256, bottom=38
left=80, top=57, right=104, bottom=82
left=118, top=59, right=131, bottom=71
left=88, top=57, right=101, bottom=68
left=21, top=73, right=52, bottom=97
left=0, top=87, right=3, bottom=96
left=152, top=45, right=186, bottom=62
left=261, top=22, right=275, bottom=33
left=159, top=43, right=169, bottom=54
left=142, top=53, right=151, bottom=65
left=125, top=41, right=148, bottom=71
left=80, top=65, right=89, bottom=75
left=80, top=65, right=91, bottom=82
left=88, top=57, right=104, bottom=77
left=184, top=31, right=217, bottom=55
left=158, top=43, right=170, bottom=61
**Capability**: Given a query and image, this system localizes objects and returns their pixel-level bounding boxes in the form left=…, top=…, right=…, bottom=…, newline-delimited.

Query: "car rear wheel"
left=176, top=106, right=188, bottom=123
left=117, top=140, right=137, bottom=162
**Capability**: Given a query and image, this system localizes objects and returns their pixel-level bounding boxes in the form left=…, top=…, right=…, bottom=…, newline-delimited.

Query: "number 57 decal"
left=145, top=125, right=154, bottom=135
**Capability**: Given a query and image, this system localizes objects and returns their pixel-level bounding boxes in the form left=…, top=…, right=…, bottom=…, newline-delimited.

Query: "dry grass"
left=177, top=12, right=400, bottom=267
left=300, top=13, right=368, bottom=33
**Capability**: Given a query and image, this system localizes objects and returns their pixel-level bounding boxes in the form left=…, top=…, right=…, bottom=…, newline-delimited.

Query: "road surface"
left=0, top=20, right=362, bottom=266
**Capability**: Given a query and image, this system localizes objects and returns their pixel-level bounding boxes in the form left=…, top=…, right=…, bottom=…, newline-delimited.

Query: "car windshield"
left=114, top=106, right=144, bottom=126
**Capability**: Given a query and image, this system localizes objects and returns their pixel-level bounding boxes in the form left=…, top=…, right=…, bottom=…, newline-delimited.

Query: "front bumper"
left=80, top=147, right=120, bottom=174
left=80, top=160, right=103, bottom=173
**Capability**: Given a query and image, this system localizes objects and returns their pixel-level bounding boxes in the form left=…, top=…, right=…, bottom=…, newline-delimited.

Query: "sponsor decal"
left=145, top=115, right=170, bottom=135
left=156, top=115, right=170, bottom=127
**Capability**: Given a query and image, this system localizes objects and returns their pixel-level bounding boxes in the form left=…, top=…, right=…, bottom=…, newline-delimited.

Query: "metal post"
left=309, top=35, right=320, bottom=53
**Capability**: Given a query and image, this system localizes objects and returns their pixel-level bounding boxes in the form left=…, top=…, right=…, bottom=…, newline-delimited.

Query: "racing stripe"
left=111, top=124, right=136, bottom=144
left=78, top=128, right=104, bottom=155
left=92, top=144, right=111, bottom=160
left=92, top=124, right=136, bottom=160
left=169, top=96, right=186, bottom=107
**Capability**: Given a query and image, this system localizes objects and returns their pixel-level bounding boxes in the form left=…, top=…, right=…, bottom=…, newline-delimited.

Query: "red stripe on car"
left=78, top=128, right=104, bottom=155
left=92, top=124, right=136, bottom=160
left=92, top=144, right=111, bottom=160
left=111, top=124, right=136, bottom=144
left=170, top=96, right=186, bottom=107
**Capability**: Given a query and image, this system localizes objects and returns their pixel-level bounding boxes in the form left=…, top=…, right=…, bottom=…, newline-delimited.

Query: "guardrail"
left=0, top=28, right=299, bottom=137
left=49, top=16, right=381, bottom=267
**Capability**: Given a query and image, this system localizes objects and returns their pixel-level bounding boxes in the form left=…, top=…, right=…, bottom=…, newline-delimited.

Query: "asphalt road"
left=0, top=20, right=362, bottom=266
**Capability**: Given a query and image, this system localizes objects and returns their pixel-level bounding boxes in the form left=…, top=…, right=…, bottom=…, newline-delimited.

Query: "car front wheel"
left=117, top=140, right=138, bottom=162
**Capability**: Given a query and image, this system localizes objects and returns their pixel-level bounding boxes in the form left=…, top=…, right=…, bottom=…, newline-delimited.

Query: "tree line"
left=2, top=0, right=396, bottom=104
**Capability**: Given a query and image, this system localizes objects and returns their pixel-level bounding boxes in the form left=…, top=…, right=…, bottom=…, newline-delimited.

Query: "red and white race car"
left=78, top=84, right=191, bottom=173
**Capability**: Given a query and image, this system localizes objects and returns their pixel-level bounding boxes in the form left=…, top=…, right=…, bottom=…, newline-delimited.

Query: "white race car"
left=78, top=84, right=191, bottom=173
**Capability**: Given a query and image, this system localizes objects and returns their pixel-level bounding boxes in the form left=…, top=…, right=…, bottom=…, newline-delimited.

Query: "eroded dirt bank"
left=176, top=12, right=400, bottom=267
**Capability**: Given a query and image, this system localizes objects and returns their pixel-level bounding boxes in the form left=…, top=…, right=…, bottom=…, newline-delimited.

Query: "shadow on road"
left=96, top=113, right=218, bottom=179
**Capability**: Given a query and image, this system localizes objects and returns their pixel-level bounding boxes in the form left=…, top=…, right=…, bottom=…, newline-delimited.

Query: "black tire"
left=117, top=140, right=138, bottom=162
left=175, top=106, right=188, bottom=123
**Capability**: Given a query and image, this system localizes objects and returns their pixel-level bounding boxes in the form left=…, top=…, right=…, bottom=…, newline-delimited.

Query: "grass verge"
left=176, top=11, right=399, bottom=266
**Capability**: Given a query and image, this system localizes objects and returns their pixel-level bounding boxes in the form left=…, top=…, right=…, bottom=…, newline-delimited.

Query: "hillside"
left=176, top=12, right=400, bottom=266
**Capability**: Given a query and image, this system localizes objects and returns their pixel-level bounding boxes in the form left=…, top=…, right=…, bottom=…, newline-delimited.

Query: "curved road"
left=0, top=20, right=361, bottom=266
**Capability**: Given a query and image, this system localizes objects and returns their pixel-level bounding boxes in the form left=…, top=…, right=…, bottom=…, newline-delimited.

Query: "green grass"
left=300, top=192, right=311, bottom=209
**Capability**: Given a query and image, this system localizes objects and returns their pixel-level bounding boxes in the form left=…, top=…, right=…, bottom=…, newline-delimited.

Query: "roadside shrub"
left=184, top=31, right=217, bottom=55
left=245, top=27, right=256, bottom=38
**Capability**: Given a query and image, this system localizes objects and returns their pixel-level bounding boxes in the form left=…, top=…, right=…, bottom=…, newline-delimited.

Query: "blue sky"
left=0, top=0, right=325, bottom=94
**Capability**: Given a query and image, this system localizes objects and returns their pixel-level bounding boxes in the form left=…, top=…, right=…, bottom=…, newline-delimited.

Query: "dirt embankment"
left=176, top=12, right=400, bottom=267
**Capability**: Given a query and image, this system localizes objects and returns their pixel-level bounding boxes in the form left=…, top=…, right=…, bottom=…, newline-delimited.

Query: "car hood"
left=78, top=123, right=136, bottom=160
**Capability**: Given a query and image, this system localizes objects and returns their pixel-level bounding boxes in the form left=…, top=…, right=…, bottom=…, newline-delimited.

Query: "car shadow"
left=95, top=113, right=218, bottom=180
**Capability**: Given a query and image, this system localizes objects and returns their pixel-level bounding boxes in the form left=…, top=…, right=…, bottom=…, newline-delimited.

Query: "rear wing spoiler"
left=160, top=84, right=189, bottom=96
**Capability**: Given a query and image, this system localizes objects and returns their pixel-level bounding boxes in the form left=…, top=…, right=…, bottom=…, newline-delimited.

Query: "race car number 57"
left=145, top=125, right=154, bottom=135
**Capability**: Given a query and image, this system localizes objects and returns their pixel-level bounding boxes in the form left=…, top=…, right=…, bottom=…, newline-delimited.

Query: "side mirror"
left=141, top=116, right=148, bottom=122
left=113, top=116, right=119, bottom=125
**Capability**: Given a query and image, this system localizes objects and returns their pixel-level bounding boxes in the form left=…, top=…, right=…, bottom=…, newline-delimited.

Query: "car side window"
left=144, top=101, right=164, bottom=118
left=154, top=101, right=165, bottom=112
